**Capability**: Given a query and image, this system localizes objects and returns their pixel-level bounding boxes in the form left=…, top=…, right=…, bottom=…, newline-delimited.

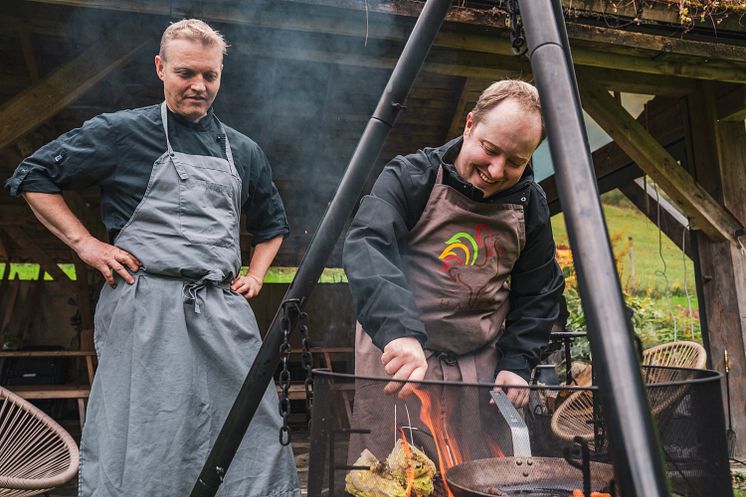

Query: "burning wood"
left=345, top=437, right=436, bottom=497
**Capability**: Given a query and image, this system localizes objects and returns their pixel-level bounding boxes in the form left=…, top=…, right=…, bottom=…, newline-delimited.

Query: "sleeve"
left=5, top=114, right=118, bottom=196
left=342, top=158, right=432, bottom=351
left=495, top=185, right=565, bottom=382
left=243, top=145, right=290, bottom=245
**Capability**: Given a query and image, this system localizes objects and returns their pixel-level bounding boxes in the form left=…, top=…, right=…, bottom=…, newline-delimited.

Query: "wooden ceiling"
left=1, top=0, right=745, bottom=268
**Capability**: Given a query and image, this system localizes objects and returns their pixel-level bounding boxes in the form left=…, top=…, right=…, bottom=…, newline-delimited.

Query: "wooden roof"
left=1, top=0, right=745, bottom=267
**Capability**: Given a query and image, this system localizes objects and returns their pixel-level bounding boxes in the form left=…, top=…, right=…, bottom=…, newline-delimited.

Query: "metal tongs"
left=490, top=390, right=532, bottom=457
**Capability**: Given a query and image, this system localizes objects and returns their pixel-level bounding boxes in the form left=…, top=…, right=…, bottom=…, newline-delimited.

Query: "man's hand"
left=74, top=236, right=141, bottom=287
left=231, top=273, right=263, bottom=300
left=493, top=370, right=529, bottom=408
left=381, top=337, right=428, bottom=398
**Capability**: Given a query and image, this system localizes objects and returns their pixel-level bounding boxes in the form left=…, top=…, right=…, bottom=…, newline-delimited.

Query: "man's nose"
left=486, top=157, right=506, bottom=179
left=190, top=77, right=206, bottom=92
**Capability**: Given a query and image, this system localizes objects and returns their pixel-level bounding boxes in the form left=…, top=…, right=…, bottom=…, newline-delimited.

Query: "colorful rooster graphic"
left=438, top=224, right=502, bottom=272
left=438, top=231, right=478, bottom=270
left=437, top=224, right=506, bottom=309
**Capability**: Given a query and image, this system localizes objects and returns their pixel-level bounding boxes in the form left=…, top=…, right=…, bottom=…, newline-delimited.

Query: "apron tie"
left=182, top=271, right=229, bottom=314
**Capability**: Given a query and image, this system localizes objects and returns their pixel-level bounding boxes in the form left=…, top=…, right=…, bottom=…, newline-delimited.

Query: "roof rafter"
left=579, top=78, right=744, bottom=242
left=0, top=21, right=157, bottom=150
left=22, top=0, right=746, bottom=83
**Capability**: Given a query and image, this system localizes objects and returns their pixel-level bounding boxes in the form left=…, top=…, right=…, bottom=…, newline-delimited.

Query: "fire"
left=399, top=428, right=415, bottom=497
left=413, top=388, right=464, bottom=497
left=484, top=436, right=505, bottom=458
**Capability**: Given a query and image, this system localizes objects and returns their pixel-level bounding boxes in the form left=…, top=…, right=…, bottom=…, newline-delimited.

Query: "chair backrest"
left=642, top=341, right=707, bottom=370
left=0, top=385, right=79, bottom=495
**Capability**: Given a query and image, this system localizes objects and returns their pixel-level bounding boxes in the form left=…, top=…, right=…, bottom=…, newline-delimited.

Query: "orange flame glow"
left=399, top=428, right=415, bottom=497
left=412, top=388, right=464, bottom=497
left=484, top=436, right=505, bottom=458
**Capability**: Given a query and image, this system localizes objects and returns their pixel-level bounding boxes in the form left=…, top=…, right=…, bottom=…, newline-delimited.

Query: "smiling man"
left=5, top=19, right=300, bottom=497
left=344, top=81, right=564, bottom=427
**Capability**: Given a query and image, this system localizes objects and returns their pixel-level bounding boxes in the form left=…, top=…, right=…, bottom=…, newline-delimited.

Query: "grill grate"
left=307, top=367, right=732, bottom=497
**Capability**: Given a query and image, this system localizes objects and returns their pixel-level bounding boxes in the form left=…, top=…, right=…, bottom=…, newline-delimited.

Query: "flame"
left=413, top=388, right=463, bottom=497
left=399, top=428, right=415, bottom=497
left=484, top=436, right=505, bottom=458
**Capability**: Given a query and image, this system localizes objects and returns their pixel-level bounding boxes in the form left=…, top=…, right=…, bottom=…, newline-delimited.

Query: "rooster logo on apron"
left=437, top=224, right=505, bottom=309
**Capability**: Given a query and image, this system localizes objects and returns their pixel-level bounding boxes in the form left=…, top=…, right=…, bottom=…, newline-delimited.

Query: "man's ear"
left=463, top=111, right=474, bottom=137
left=154, top=54, right=165, bottom=81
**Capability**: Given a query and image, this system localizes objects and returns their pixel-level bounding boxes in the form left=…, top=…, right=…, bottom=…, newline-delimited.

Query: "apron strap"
left=219, top=123, right=235, bottom=165
left=160, top=102, right=175, bottom=156
left=161, top=101, right=239, bottom=177
left=182, top=271, right=230, bottom=314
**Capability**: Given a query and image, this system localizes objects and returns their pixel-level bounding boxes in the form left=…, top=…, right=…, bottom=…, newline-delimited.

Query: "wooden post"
left=686, top=83, right=746, bottom=457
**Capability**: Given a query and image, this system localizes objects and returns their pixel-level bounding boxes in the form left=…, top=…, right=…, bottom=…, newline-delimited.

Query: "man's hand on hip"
left=231, top=273, right=263, bottom=300
left=493, top=370, right=529, bottom=408
left=75, top=236, right=141, bottom=287
left=381, top=337, right=428, bottom=398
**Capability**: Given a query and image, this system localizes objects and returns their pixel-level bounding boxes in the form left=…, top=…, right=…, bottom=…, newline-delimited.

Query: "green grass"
left=550, top=199, right=697, bottom=298
left=0, top=263, right=346, bottom=284
left=552, top=193, right=701, bottom=345
left=0, top=263, right=77, bottom=280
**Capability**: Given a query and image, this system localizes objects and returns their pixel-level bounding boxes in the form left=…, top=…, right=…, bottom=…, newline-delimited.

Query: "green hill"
left=551, top=191, right=701, bottom=346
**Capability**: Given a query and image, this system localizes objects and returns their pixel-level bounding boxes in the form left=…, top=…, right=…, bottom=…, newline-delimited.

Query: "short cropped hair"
left=159, top=19, right=229, bottom=60
left=470, top=80, right=545, bottom=141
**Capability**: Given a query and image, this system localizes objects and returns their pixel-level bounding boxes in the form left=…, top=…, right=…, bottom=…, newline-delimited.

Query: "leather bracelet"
left=246, top=273, right=263, bottom=285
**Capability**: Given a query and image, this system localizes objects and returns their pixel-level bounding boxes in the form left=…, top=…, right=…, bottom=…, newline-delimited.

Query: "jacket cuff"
left=4, top=166, right=33, bottom=197
left=371, top=326, right=428, bottom=352
left=495, top=354, right=532, bottom=383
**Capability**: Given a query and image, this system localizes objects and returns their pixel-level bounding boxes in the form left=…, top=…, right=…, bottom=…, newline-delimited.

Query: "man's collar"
left=168, top=106, right=217, bottom=131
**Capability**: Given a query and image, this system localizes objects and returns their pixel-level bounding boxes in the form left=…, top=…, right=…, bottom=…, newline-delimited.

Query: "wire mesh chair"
left=550, top=341, right=707, bottom=447
left=0, top=385, right=79, bottom=496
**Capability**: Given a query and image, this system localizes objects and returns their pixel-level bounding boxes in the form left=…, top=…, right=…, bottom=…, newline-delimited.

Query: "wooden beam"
left=619, top=178, right=693, bottom=258
left=230, top=40, right=525, bottom=81
left=541, top=95, right=686, bottom=211
left=716, top=85, right=746, bottom=122
left=23, top=0, right=746, bottom=83
left=565, top=22, right=746, bottom=65
left=579, top=78, right=744, bottom=242
left=0, top=22, right=156, bottom=150
left=576, top=67, right=696, bottom=97
left=0, top=226, right=75, bottom=293
left=18, top=31, right=39, bottom=84
left=445, top=78, right=489, bottom=141
left=686, top=84, right=746, bottom=457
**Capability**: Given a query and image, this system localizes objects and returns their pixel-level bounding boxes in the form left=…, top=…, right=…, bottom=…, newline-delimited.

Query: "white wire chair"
left=0, top=385, right=79, bottom=496
left=550, top=341, right=707, bottom=447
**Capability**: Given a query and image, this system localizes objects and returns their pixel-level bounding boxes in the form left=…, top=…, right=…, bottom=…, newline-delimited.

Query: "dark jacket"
left=343, top=137, right=565, bottom=381
left=5, top=104, right=289, bottom=245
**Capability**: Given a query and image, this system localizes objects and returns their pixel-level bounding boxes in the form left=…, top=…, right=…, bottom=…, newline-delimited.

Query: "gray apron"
left=350, top=165, right=526, bottom=462
left=79, top=103, right=300, bottom=497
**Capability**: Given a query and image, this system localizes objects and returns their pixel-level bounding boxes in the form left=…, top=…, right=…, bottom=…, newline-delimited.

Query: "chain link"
left=278, top=299, right=299, bottom=446
left=298, top=310, right=314, bottom=413
left=508, top=0, right=527, bottom=56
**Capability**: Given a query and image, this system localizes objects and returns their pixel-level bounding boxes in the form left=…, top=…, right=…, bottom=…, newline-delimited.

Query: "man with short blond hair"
left=344, top=79, right=564, bottom=459
left=6, top=18, right=300, bottom=497
left=159, top=18, right=229, bottom=57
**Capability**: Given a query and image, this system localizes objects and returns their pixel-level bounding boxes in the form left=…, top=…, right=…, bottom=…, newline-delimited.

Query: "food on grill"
left=346, top=440, right=436, bottom=497
left=386, top=439, right=437, bottom=496
left=346, top=450, right=406, bottom=497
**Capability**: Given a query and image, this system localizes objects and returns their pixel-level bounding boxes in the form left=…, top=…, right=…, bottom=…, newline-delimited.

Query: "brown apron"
left=350, top=165, right=526, bottom=463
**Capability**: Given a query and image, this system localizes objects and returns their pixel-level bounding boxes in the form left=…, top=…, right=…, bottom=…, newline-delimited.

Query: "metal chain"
left=298, top=310, right=314, bottom=413
left=508, top=0, right=527, bottom=56
left=279, top=299, right=300, bottom=446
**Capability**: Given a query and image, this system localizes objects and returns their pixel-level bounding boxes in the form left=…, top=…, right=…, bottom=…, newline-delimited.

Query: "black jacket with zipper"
left=343, top=137, right=565, bottom=382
